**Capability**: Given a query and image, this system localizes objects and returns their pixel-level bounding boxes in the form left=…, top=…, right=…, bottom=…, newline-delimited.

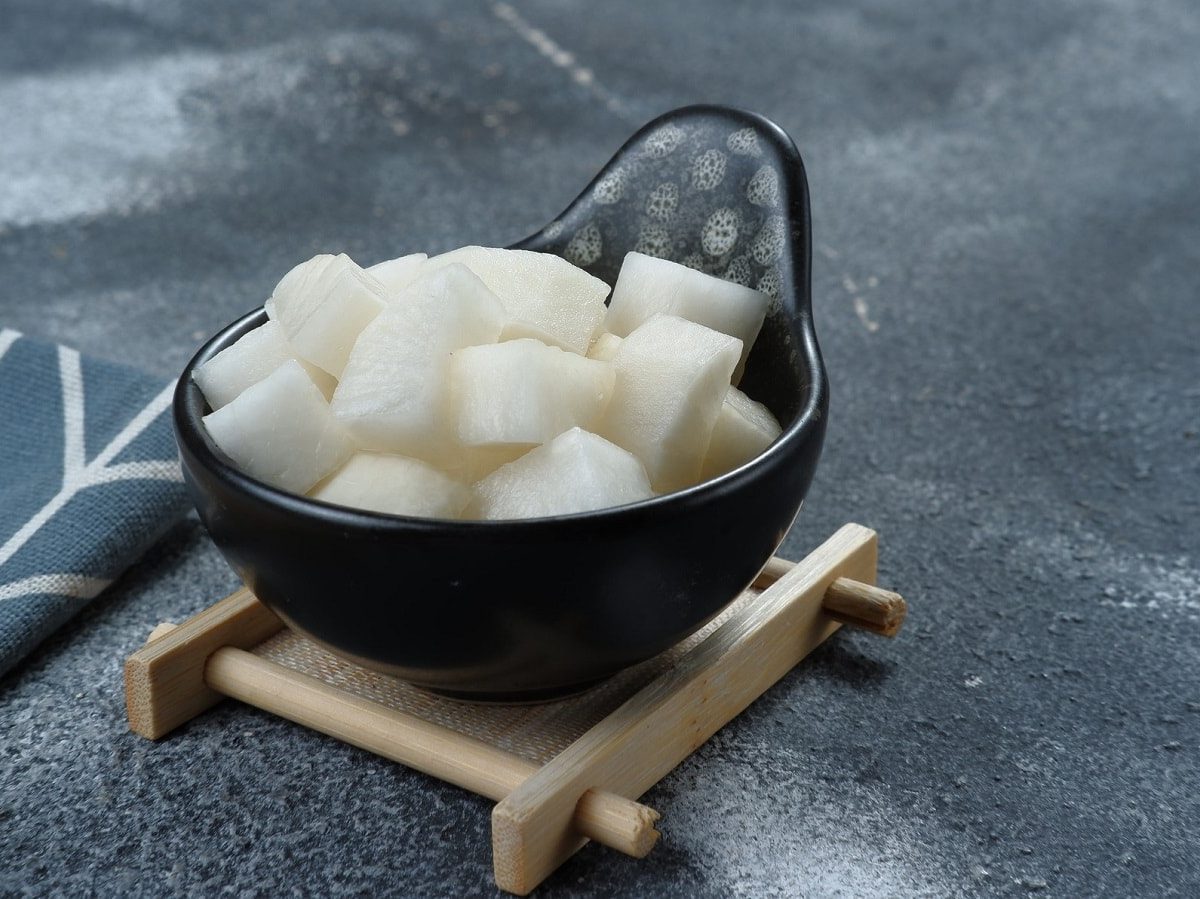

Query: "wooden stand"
left=125, top=523, right=906, bottom=894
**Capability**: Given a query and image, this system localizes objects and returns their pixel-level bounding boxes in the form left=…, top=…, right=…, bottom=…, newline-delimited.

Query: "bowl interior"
left=181, top=106, right=823, bottom=521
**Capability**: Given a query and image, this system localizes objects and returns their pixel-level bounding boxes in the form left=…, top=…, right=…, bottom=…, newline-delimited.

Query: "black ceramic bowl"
left=175, top=106, right=828, bottom=701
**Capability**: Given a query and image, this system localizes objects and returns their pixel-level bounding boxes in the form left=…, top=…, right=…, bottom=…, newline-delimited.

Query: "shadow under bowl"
left=174, top=105, right=828, bottom=701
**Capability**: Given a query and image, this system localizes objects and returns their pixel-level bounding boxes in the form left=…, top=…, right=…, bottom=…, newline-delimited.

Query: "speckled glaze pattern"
left=526, top=120, right=787, bottom=302
left=517, top=105, right=820, bottom=430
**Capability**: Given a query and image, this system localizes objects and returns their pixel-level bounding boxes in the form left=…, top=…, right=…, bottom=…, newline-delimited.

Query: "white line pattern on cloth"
left=0, top=328, right=21, bottom=363
left=89, top=459, right=183, bottom=485
left=59, top=346, right=86, bottom=486
left=0, top=573, right=111, bottom=602
left=0, top=380, right=176, bottom=570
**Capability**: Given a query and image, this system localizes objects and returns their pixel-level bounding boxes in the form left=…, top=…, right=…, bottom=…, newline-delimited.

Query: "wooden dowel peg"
left=574, top=790, right=661, bottom=859
left=125, top=589, right=284, bottom=740
left=754, top=558, right=907, bottom=637
left=752, top=555, right=794, bottom=589
left=139, top=622, right=659, bottom=859
left=206, top=646, right=660, bottom=859
left=821, top=577, right=907, bottom=637
left=147, top=621, right=177, bottom=642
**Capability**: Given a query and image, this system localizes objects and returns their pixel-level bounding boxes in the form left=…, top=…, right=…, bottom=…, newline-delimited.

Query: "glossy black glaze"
left=173, top=106, right=828, bottom=700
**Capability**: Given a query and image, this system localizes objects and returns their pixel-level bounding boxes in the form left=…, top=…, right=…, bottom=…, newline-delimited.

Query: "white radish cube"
left=264, top=253, right=334, bottom=322
left=193, top=321, right=335, bottom=410
left=606, top=252, right=769, bottom=381
left=438, top=443, right=532, bottom=484
left=700, top=387, right=783, bottom=481
left=450, top=339, right=615, bottom=448
left=300, top=360, right=337, bottom=400
left=202, top=360, right=354, bottom=494
left=587, top=332, right=623, bottom=362
left=367, top=252, right=428, bottom=298
left=601, top=314, right=741, bottom=492
left=312, top=453, right=471, bottom=519
left=331, top=264, right=506, bottom=459
left=423, top=246, right=608, bottom=354
left=473, top=428, right=652, bottom=520
left=268, top=253, right=387, bottom=378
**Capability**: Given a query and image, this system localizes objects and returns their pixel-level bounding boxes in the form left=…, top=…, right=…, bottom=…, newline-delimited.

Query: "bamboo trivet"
left=125, top=522, right=906, bottom=894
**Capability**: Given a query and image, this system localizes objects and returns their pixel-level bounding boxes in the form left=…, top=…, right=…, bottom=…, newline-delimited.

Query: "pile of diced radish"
left=195, top=248, right=782, bottom=520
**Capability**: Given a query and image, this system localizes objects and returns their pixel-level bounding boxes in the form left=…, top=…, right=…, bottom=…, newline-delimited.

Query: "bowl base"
left=415, top=677, right=611, bottom=705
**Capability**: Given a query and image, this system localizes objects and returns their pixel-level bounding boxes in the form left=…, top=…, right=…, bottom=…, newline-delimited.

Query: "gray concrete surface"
left=2, top=1, right=1198, bottom=895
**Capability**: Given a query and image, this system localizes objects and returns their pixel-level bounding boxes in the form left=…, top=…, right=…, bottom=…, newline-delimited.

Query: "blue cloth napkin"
left=0, top=329, right=190, bottom=678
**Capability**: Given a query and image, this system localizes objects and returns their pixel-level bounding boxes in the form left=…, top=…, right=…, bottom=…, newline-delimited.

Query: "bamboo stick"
left=147, top=621, right=177, bottom=642
left=822, top=577, right=907, bottom=637
left=199, top=643, right=660, bottom=858
left=124, top=588, right=283, bottom=739
left=752, top=555, right=795, bottom=588
left=755, top=558, right=907, bottom=636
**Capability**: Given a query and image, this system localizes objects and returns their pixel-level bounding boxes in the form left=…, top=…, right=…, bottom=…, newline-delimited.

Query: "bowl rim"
left=175, top=105, right=827, bottom=532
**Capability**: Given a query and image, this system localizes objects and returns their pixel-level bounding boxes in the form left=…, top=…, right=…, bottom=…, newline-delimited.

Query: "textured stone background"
left=2, top=1, right=1198, bottom=895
